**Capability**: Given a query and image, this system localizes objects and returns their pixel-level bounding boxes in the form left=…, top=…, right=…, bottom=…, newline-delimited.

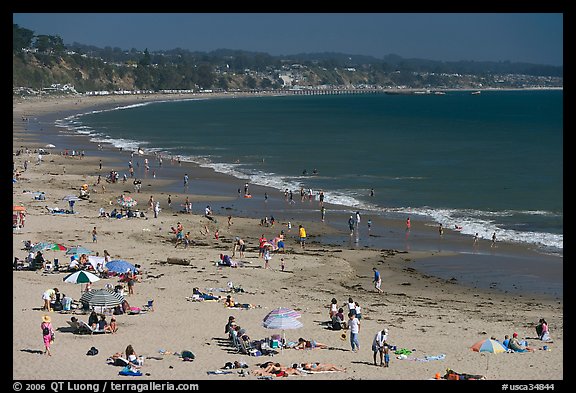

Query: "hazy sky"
left=13, top=13, right=563, bottom=66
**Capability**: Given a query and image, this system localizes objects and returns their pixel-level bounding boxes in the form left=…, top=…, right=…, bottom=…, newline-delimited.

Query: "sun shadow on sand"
left=21, top=349, right=44, bottom=355
left=211, top=337, right=241, bottom=354
left=351, top=360, right=380, bottom=366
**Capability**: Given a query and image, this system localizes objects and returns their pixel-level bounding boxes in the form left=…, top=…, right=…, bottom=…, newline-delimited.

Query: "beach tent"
left=88, top=256, right=106, bottom=271
left=13, top=205, right=26, bottom=230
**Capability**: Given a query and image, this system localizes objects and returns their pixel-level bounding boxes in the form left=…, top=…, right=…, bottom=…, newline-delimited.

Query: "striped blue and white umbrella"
left=80, top=289, right=124, bottom=308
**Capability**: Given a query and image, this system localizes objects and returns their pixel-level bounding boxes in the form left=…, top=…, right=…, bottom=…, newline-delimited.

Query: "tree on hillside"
left=13, top=24, right=35, bottom=53
left=33, top=34, right=65, bottom=55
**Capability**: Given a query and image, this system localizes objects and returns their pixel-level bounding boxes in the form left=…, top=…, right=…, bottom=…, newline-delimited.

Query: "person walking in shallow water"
left=406, top=217, right=411, bottom=231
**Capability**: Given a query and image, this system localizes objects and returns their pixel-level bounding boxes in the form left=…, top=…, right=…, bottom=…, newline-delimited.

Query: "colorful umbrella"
left=65, top=246, right=93, bottom=256
left=263, top=307, right=301, bottom=320
left=80, top=289, right=124, bottom=308
left=105, top=259, right=136, bottom=274
left=471, top=339, right=508, bottom=353
left=117, top=195, right=137, bottom=208
left=31, top=242, right=67, bottom=253
left=262, top=308, right=303, bottom=352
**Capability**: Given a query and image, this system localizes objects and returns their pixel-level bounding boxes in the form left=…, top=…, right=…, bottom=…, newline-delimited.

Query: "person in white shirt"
left=348, top=312, right=360, bottom=352
left=372, top=328, right=389, bottom=366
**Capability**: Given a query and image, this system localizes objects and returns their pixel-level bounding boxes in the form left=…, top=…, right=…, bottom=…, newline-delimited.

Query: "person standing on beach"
left=184, top=173, right=189, bottom=187
left=406, top=217, right=411, bottom=231
left=473, top=233, right=479, bottom=247
left=299, top=225, right=307, bottom=248
left=99, top=159, right=102, bottom=170
left=168, top=195, right=172, bottom=208
left=321, top=206, right=326, bottom=222
left=373, top=267, right=383, bottom=293
left=491, top=232, right=497, bottom=247
left=348, top=312, right=360, bottom=352
left=154, top=202, right=160, bottom=218
left=91, top=226, right=98, bottom=243
left=264, top=247, right=272, bottom=269
left=348, top=215, right=355, bottom=235
left=355, top=211, right=361, bottom=228
left=41, top=315, right=54, bottom=356
left=372, top=328, right=388, bottom=366
left=438, top=223, right=444, bottom=237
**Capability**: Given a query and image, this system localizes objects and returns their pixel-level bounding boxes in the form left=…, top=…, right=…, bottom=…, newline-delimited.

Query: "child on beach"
left=264, top=247, right=272, bottom=269
left=41, top=315, right=54, bottom=356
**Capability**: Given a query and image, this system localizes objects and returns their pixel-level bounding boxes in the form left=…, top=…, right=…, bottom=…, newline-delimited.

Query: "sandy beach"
left=12, top=94, right=563, bottom=383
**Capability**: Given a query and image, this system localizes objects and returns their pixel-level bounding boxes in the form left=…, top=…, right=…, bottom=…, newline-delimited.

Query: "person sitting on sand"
left=536, top=318, right=552, bottom=341
left=300, top=362, right=346, bottom=372
left=97, top=314, right=109, bottom=331
left=105, top=317, right=118, bottom=334
left=125, top=344, right=143, bottom=367
left=508, top=333, right=535, bottom=352
left=224, top=295, right=256, bottom=309
left=294, top=337, right=329, bottom=349
left=331, top=307, right=347, bottom=330
left=88, top=311, right=99, bottom=329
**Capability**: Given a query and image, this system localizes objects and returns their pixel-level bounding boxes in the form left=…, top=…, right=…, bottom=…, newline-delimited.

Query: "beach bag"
left=181, top=350, right=195, bottom=361
left=86, top=347, right=99, bottom=356
left=42, top=326, right=50, bottom=336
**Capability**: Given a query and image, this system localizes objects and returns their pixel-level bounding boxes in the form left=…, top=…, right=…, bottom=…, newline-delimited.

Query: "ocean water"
left=56, top=90, right=563, bottom=256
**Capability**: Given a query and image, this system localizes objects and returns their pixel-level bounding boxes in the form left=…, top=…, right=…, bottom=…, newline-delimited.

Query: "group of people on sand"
left=251, top=361, right=346, bottom=377
left=495, top=318, right=552, bottom=353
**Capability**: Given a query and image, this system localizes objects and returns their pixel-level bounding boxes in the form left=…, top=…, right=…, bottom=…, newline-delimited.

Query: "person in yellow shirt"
left=298, top=225, right=307, bottom=248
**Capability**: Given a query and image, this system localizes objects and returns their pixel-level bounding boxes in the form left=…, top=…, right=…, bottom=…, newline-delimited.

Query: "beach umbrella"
left=471, top=339, right=508, bottom=354
left=117, top=195, right=137, bottom=208
left=105, top=259, right=136, bottom=274
left=63, top=270, right=101, bottom=296
left=262, top=308, right=303, bottom=352
left=80, top=289, right=124, bottom=309
left=30, top=242, right=54, bottom=253
left=65, top=246, right=93, bottom=256
left=263, top=307, right=302, bottom=320
left=62, top=195, right=81, bottom=202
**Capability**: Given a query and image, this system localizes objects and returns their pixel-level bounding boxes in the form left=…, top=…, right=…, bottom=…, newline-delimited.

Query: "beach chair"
left=66, top=320, right=82, bottom=334
left=78, top=320, right=106, bottom=335
left=143, top=299, right=154, bottom=312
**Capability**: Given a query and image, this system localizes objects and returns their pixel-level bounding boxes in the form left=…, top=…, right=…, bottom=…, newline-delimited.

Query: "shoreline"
left=12, top=94, right=563, bottom=381
left=14, top=93, right=562, bottom=299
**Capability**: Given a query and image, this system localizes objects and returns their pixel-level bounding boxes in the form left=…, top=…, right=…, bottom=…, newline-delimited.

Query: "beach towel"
left=119, top=366, right=142, bottom=377
left=206, top=370, right=233, bottom=375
